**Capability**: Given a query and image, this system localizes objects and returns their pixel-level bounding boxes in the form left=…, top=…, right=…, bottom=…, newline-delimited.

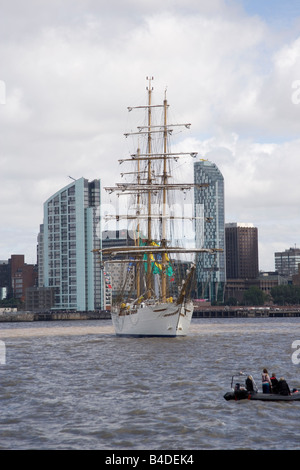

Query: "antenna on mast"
left=146, top=76, right=154, bottom=91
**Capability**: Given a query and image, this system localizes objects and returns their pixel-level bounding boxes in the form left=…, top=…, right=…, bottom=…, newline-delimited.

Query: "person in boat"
left=278, top=377, right=291, bottom=396
left=245, top=375, right=257, bottom=392
left=262, top=368, right=272, bottom=393
left=270, top=373, right=279, bottom=394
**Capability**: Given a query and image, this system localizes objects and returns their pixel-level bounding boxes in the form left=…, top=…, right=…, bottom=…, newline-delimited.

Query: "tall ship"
left=97, top=77, right=220, bottom=336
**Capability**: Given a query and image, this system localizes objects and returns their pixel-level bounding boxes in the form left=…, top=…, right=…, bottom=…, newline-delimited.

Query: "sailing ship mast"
left=161, top=87, right=168, bottom=302
left=146, top=77, right=153, bottom=299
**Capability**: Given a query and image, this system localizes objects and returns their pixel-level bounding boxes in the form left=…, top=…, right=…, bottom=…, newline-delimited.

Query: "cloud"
left=1, top=0, right=300, bottom=271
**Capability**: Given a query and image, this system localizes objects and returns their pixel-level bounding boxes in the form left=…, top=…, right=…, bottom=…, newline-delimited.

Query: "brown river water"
left=0, top=317, right=299, bottom=450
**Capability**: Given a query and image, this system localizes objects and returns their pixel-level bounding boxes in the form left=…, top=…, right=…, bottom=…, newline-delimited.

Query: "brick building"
left=0, top=255, right=37, bottom=303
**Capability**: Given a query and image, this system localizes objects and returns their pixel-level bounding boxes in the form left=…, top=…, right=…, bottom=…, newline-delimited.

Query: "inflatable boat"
left=224, top=390, right=300, bottom=401
left=224, top=372, right=300, bottom=402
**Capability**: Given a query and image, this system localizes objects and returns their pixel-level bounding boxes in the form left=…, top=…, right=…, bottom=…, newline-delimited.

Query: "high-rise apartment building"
left=225, top=223, right=259, bottom=279
left=275, top=247, right=300, bottom=277
left=39, top=177, right=102, bottom=311
left=194, top=160, right=225, bottom=302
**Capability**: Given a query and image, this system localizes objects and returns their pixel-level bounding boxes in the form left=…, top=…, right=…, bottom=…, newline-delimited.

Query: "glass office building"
left=225, top=223, right=258, bottom=279
left=194, top=160, right=225, bottom=303
left=39, top=177, right=102, bottom=311
left=275, top=247, right=300, bottom=277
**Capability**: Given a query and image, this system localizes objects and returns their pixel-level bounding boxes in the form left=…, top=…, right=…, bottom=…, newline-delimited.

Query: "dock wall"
left=193, top=307, right=300, bottom=318
left=0, top=311, right=111, bottom=322
left=1, top=308, right=300, bottom=322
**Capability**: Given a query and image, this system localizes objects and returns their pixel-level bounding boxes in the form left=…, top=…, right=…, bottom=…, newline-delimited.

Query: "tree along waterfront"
left=270, top=285, right=300, bottom=305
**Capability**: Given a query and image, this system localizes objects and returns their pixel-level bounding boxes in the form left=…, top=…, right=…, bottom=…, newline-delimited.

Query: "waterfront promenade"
left=0, top=307, right=300, bottom=322
left=0, top=310, right=111, bottom=322
left=193, top=306, right=300, bottom=318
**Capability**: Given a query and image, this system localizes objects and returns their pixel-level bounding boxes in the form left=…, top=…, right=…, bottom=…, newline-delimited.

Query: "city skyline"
left=1, top=0, right=300, bottom=271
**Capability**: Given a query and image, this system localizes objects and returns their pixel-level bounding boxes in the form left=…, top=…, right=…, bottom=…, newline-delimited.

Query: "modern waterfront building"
left=25, top=286, right=55, bottom=311
left=39, top=177, right=102, bottom=311
left=194, top=160, right=225, bottom=303
left=37, top=224, right=44, bottom=287
left=225, top=223, right=259, bottom=279
left=275, top=247, right=300, bottom=277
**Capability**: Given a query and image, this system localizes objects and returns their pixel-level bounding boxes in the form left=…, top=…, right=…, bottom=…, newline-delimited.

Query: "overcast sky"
left=1, top=0, right=300, bottom=271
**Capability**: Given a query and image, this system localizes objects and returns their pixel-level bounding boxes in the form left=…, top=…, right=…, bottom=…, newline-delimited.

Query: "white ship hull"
left=111, top=301, right=193, bottom=337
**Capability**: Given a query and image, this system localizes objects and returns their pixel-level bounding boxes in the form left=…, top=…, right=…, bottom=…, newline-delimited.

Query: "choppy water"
left=0, top=317, right=300, bottom=450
